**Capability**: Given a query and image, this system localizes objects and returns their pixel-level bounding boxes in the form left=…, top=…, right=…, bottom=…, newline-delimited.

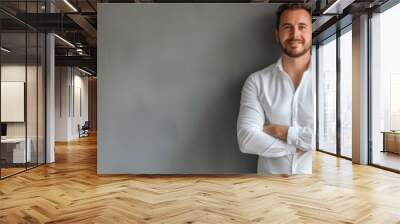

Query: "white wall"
left=1, top=65, right=28, bottom=142
left=72, top=73, right=89, bottom=138
left=55, top=66, right=70, bottom=141
left=55, top=67, right=89, bottom=141
left=1, top=65, right=38, bottom=138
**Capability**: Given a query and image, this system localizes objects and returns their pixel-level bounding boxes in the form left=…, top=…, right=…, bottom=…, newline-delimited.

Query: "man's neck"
left=281, top=52, right=311, bottom=89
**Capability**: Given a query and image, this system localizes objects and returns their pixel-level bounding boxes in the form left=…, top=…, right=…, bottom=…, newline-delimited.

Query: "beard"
left=279, top=38, right=311, bottom=58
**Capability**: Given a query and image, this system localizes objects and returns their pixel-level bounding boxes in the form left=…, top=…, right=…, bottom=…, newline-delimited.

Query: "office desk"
left=381, top=131, right=400, bottom=154
left=1, top=138, right=32, bottom=164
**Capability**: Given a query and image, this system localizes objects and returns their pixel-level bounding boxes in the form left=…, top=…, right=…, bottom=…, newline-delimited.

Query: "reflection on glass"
left=371, top=3, right=400, bottom=171
left=1, top=32, right=27, bottom=177
left=0, top=0, right=46, bottom=178
left=318, top=37, right=337, bottom=154
left=340, top=29, right=352, bottom=158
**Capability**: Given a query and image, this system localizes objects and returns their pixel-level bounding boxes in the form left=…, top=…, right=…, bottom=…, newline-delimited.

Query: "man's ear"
left=275, top=29, right=279, bottom=43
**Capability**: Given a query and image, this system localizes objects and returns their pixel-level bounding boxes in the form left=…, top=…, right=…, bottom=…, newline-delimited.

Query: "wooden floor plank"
left=1, top=134, right=400, bottom=223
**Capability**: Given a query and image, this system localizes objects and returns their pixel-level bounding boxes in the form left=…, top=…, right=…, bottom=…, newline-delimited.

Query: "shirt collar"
left=276, top=57, right=285, bottom=74
left=275, top=57, right=312, bottom=76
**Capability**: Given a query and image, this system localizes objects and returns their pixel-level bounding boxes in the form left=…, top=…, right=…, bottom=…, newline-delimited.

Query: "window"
left=317, top=36, right=337, bottom=155
left=370, top=2, right=400, bottom=171
left=340, top=28, right=352, bottom=158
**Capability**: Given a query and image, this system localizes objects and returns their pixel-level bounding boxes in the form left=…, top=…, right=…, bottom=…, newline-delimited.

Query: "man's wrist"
left=281, top=126, right=288, bottom=141
left=263, top=124, right=289, bottom=141
left=279, top=125, right=288, bottom=141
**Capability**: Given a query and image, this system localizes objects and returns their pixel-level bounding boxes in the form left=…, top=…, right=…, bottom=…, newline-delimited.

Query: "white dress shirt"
left=237, top=58, right=315, bottom=175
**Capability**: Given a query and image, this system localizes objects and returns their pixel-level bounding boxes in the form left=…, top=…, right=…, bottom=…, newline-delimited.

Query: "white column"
left=46, top=33, right=55, bottom=163
left=45, top=0, right=56, bottom=163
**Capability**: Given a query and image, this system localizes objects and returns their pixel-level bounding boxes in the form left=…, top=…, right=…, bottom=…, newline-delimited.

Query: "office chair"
left=79, top=121, right=90, bottom=138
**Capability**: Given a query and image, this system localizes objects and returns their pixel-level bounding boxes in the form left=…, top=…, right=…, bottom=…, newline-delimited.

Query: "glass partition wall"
left=0, top=2, right=46, bottom=179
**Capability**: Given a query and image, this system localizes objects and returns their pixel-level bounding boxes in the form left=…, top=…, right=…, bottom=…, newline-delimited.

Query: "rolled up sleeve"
left=287, top=125, right=315, bottom=151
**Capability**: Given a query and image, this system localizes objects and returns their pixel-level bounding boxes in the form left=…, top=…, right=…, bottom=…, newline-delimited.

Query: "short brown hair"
left=276, top=3, right=312, bottom=29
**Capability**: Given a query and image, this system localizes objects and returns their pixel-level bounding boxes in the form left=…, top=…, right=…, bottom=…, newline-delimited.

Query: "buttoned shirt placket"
left=279, top=68, right=308, bottom=175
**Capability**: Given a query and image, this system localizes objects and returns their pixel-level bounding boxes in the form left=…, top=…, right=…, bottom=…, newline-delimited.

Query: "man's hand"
left=263, top=124, right=289, bottom=142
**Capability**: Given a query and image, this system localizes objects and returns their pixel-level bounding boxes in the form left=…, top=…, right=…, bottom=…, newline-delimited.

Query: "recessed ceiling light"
left=1, top=47, right=11, bottom=53
left=322, top=0, right=355, bottom=14
left=54, top=34, right=75, bottom=48
left=63, top=0, right=78, bottom=12
left=77, top=67, right=93, bottom=76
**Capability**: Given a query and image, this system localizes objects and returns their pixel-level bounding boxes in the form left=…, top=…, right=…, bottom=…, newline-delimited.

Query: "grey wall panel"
left=98, top=3, right=281, bottom=174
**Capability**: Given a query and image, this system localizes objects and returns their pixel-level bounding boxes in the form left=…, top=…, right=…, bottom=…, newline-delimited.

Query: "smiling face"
left=276, top=9, right=312, bottom=58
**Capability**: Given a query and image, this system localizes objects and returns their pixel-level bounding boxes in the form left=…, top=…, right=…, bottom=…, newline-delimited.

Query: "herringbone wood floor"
left=1, top=134, right=400, bottom=224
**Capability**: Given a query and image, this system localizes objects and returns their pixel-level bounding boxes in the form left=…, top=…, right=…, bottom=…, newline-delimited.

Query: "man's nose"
left=292, top=27, right=301, bottom=39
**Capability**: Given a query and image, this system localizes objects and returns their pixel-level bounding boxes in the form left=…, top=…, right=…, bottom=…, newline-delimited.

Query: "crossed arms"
left=237, top=76, right=314, bottom=157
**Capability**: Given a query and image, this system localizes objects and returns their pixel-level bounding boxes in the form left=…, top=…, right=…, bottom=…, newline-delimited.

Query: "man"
left=237, top=3, right=315, bottom=175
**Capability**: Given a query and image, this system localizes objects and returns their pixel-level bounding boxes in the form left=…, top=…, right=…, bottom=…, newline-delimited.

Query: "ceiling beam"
left=55, top=55, right=96, bottom=71
left=67, top=13, right=97, bottom=46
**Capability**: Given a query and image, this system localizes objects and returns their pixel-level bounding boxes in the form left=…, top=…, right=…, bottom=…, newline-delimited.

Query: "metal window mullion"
left=367, top=11, right=373, bottom=165
left=316, top=44, right=320, bottom=151
left=25, top=0, right=28, bottom=171
left=337, top=28, right=341, bottom=157
left=44, top=19, right=47, bottom=164
left=73, top=68, right=74, bottom=118
left=36, top=11, right=39, bottom=167
left=69, top=68, right=71, bottom=118
left=0, top=27, right=2, bottom=179
left=44, top=30, right=47, bottom=163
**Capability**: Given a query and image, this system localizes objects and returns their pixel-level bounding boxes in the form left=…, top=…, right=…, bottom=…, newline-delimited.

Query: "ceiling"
left=0, top=0, right=391, bottom=75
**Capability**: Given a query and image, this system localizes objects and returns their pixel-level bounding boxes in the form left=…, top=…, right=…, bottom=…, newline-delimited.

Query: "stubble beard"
left=279, top=39, right=311, bottom=58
